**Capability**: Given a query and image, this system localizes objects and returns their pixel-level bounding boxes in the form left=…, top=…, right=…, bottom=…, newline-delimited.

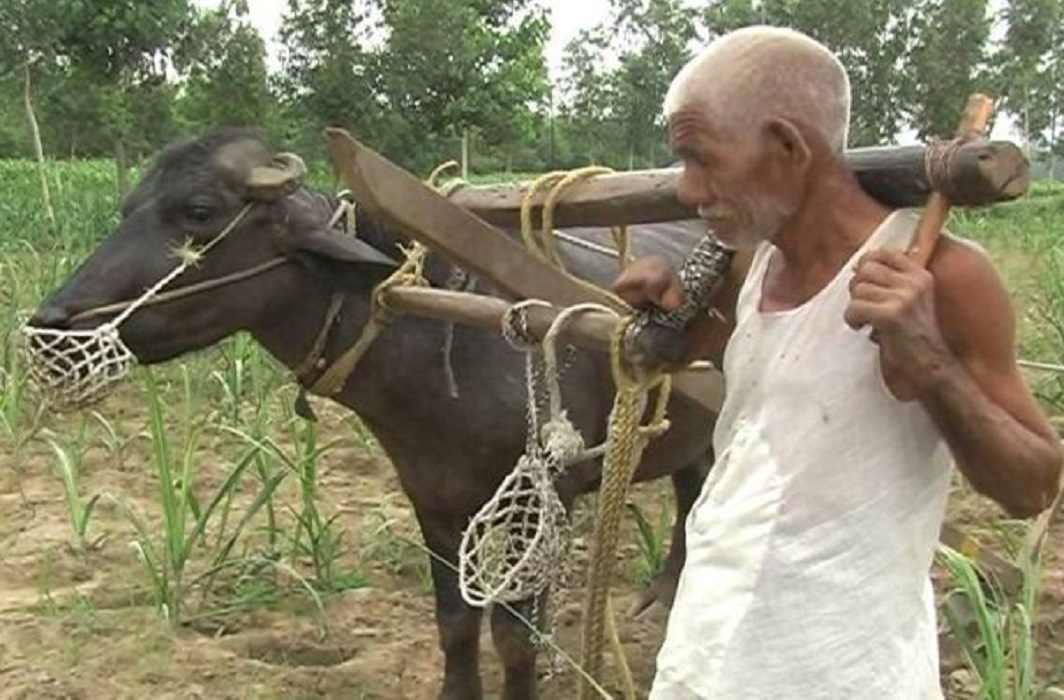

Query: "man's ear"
left=763, top=117, right=813, bottom=173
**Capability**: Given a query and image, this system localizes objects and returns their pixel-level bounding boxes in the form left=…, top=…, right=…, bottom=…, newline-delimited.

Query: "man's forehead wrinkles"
left=669, top=111, right=712, bottom=149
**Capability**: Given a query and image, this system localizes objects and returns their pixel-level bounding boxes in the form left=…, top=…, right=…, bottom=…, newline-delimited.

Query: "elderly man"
left=614, top=26, right=1061, bottom=699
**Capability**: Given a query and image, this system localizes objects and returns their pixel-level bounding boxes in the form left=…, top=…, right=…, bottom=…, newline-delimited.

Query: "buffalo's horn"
left=246, top=153, right=308, bottom=200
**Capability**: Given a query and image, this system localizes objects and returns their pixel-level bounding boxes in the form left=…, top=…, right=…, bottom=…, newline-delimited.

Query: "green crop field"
left=1, top=159, right=1062, bottom=698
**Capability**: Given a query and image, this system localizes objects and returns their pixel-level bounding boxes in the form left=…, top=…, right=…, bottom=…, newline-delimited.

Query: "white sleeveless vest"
left=651, top=210, right=951, bottom=699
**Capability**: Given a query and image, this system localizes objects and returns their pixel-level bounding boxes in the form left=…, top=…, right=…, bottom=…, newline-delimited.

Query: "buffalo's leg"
left=632, top=457, right=709, bottom=615
left=420, top=513, right=485, bottom=700
left=490, top=598, right=540, bottom=700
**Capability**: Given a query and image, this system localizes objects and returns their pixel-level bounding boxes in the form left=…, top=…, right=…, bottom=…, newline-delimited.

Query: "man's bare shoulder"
left=929, top=232, right=1014, bottom=358
left=930, top=232, right=1003, bottom=296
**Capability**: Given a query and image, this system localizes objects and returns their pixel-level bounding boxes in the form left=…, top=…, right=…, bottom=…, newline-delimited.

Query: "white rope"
left=458, top=300, right=623, bottom=681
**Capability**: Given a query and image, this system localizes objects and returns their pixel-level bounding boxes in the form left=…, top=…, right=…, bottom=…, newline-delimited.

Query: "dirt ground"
left=1, top=385, right=1062, bottom=700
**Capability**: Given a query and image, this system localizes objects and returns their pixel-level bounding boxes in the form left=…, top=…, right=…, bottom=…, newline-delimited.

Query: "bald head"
left=665, top=26, right=851, bottom=153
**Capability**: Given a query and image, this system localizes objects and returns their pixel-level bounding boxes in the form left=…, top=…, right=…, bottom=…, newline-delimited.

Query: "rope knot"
left=924, top=137, right=975, bottom=204
left=502, top=300, right=553, bottom=351
left=541, top=414, right=586, bottom=466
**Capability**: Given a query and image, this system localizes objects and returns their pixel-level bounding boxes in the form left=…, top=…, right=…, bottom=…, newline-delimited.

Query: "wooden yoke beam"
left=448, top=141, right=1029, bottom=229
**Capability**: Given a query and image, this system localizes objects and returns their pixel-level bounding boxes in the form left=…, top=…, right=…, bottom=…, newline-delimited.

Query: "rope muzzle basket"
left=22, top=322, right=137, bottom=410
left=19, top=198, right=264, bottom=411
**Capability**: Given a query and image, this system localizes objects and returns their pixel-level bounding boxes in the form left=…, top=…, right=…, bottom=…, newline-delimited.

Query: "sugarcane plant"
left=938, top=521, right=1056, bottom=699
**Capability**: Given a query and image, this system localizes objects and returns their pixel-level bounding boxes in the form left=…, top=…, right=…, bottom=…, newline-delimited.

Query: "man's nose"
left=676, top=170, right=712, bottom=208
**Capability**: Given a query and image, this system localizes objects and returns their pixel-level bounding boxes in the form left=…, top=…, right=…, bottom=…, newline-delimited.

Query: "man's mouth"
left=697, top=206, right=732, bottom=223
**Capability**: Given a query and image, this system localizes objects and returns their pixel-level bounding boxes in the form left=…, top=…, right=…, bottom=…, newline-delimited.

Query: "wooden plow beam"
left=449, top=141, right=1030, bottom=228
left=324, top=127, right=1024, bottom=592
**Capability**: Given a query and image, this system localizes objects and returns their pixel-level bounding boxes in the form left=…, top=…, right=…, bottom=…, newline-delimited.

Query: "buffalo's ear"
left=293, top=227, right=398, bottom=267
left=288, top=229, right=399, bottom=292
left=275, top=191, right=399, bottom=291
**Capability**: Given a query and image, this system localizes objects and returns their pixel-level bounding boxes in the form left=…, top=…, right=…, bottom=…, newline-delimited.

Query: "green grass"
left=626, top=496, right=672, bottom=587
left=938, top=520, right=1050, bottom=699
left=44, top=418, right=104, bottom=552
left=114, top=367, right=289, bottom=626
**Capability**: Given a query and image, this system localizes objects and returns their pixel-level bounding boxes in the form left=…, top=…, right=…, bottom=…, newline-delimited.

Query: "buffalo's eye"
left=185, top=205, right=214, bottom=224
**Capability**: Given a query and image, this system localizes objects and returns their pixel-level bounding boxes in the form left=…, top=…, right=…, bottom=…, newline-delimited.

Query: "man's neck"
left=756, top=164, right=891, bottom=311
left=772, top=166, right=889, bottom=278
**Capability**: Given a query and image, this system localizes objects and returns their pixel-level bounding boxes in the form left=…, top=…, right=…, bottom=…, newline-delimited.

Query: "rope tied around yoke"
left=308, top=240, right=429, bottom=396
left=521, top=167, right=634, bottom=275
left=924, top=136, right=983, bottom=205
left=307, top=165, right=455, bottom=398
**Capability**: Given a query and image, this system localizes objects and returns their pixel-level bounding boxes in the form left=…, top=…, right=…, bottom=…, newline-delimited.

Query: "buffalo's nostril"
left=29, top=305, right=72, bottom=330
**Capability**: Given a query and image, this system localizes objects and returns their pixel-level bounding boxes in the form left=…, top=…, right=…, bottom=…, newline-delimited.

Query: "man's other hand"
left=613, top=255, right=686, bottom=311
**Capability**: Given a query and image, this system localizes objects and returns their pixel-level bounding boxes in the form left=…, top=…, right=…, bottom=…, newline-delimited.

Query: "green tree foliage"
left=176, top=3, right=274, bottom=133
left=611, top=0, right=700, bottom=166
left=277, top=0, right=549, bottom=171
left=996, top=0, right=1064, bottom=171
left=0, top=0, right=72, bottom=74
left=908, top=0, right=992, bottom=139
left=376, top=0, right=549, bottom=139
left=558, top=28, right=620, bottom=166
left=54, top=0, right=194, bottom=142
left=3, top=0, right=1063, bottom=177
left=558, top=0, right=698, bottom=168
left=0, top=0, right=70, bottom=159
left=277, top=0, right=378, bottom=149
left=374, top=0, right=550, bottom=172
left=3, top=0, right=196, bottom=191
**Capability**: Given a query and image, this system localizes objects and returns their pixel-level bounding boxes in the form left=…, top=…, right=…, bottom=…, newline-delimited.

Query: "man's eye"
left=186, top=205, right=214, bottom=223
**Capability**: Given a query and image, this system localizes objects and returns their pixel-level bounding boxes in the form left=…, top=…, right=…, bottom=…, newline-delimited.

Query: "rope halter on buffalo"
left=21, top=202, right=256, bottom=410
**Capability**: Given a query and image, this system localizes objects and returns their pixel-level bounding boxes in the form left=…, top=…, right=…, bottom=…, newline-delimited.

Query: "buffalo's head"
left=27, top=129, right=395, bottom=401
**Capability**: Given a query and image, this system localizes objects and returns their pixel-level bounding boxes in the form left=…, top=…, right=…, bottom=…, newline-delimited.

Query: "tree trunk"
left=548, top=87, right=556, bottom=169
left=1050, top=65, right=1060, bottom=181
left=461, top=129, right=470, bottom=180
left=1023, top=84, right=1031, bottom=157
left=23, top=62, right=56, bottom=230
left=115, top=138, right=130, bottom=201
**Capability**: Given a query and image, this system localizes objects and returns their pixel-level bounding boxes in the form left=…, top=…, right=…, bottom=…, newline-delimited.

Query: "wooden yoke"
left=325, top=128, right=725, bottom=414
left=448, top=140, right=1028, bottom=229
left=326, top=123, right=1026, bottom=594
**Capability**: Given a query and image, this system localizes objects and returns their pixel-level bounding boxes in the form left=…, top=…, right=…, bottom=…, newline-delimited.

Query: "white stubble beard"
left=701, top=191, right=796, bottom=251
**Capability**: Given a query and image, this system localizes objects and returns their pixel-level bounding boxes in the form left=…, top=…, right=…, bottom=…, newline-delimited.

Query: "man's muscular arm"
left=846, top=237, right=1062, bottom=518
